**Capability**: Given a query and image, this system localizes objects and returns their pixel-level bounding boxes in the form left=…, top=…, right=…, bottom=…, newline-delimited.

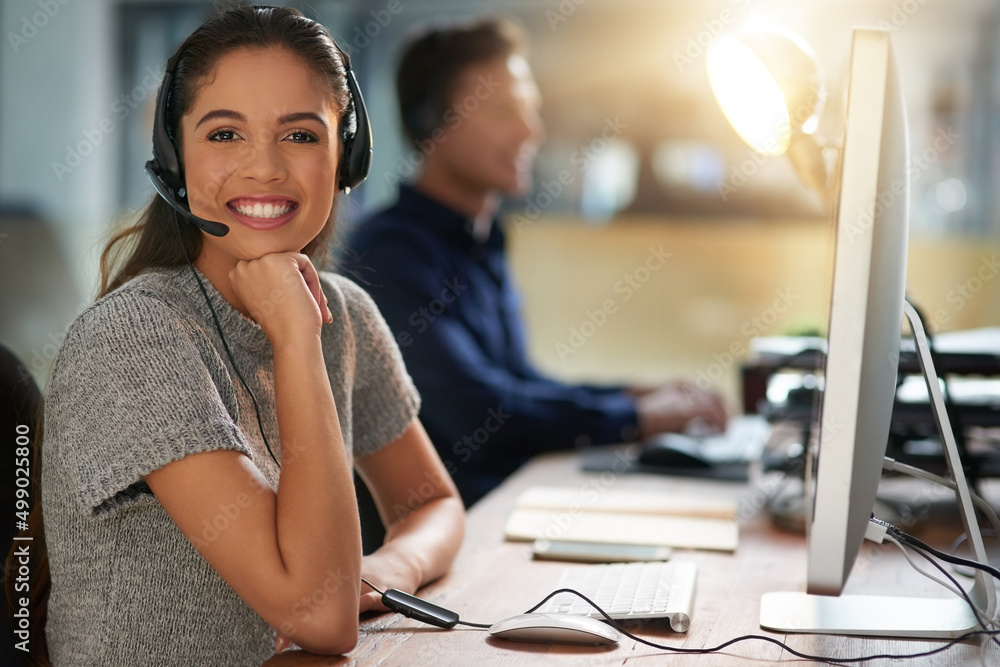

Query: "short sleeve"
left=45, top=291, right=251, bottom=516
left=330, top=275, right=420, bottom=458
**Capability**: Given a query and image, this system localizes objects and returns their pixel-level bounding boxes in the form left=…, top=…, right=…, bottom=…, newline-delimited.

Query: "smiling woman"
left=180, top=47, right=342, bottom=312
left=35, top=6, right=463, bottom=666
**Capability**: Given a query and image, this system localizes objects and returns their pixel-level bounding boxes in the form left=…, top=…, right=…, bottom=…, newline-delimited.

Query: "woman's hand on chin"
left=229, top=252, right=333, bottom=346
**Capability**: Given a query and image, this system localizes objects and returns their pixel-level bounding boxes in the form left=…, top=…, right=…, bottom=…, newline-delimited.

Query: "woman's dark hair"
left=396, top=15, right=527, bottom=149
left=9, top=8, right=351, bottom=666
left=100, top=5, right=354, bottom=298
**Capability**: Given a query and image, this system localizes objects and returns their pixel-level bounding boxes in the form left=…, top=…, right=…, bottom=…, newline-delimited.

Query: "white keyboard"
left=698, top=415, right=771, bottom=462
left=538, top=561, right=697, bottom=632
left=642, top=415, right=770, bottom=465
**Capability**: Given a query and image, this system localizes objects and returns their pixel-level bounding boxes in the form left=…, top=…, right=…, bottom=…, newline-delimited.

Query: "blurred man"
left=341, top=16, right=726, bottom=506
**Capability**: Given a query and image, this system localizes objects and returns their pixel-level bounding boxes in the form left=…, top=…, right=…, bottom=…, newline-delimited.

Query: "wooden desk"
left=268, top=451, right=1000, bottom=666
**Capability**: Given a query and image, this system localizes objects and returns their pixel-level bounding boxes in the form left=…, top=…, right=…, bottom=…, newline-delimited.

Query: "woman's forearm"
left=144, top=331, right=363, bottom=654
left=272, top=335, right=361, bottom=609
left=373, top=495, right=465, bottom=588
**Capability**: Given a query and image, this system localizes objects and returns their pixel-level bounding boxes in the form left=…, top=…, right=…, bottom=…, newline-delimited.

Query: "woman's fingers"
left=291, top=253, right=333, bottom=324
left=228, top=253, right=331, bottom=342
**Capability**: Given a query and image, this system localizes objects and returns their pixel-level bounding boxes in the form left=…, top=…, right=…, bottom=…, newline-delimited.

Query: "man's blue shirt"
left=340, top=185, right=638, bottom=504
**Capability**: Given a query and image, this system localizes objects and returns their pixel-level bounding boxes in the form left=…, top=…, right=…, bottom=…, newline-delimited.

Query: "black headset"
left=144, top=35, right=372, bottom=237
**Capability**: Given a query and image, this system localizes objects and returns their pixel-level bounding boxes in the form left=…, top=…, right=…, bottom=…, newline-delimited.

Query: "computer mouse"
left=488, top=612, right=621, bottom=645
left=636, top=433, right=712, bottom=469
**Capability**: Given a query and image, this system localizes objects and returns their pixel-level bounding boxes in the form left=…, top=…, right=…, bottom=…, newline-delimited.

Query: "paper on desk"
left=504, top=508, right=738, bottom=552
left=753, top=329, right=1000, bottom=357
left=513, top=486, right=738, bottom=520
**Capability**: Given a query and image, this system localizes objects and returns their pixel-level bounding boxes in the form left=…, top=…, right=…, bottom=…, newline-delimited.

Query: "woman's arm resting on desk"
left=354, top=419, right=465, bottom=613
left=146, top=254, right=362, bottom=656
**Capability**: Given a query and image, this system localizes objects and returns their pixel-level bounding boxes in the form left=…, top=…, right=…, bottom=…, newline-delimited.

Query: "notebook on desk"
left=504, top=487, right=739, bottom=551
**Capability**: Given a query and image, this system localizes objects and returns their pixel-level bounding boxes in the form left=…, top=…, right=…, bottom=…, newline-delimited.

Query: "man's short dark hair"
left=396, top=16, right=528, bottom=148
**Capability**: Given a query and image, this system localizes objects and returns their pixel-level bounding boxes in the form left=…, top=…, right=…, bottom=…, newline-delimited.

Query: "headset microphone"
left=144, top=68, right=231, bottom=237
left=144, top=162, right=230, bottom=237
left=144, top=36, right=371, bottom=238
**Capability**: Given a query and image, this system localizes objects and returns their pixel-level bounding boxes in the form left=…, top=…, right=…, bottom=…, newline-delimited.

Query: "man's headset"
left=144, top=39, right=373, bottom=237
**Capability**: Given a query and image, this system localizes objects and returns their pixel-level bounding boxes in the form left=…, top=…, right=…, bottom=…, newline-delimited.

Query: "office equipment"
left=638, top=414, right=770, bottom=469
left=637, top=436, right=715, bottom=469
left=536, top=561, right=697, bottom=633
left=758, top=27, right=996, bottom=636
left=317, top=450, right=1000, bottom=665
left=377, top=587, right=460, bottom=629
left=488, top=613, right=621, bottom=645
left=531, top=539, right=672, bottom=563
left=581, top=415, right=771, bottom=481
left=742, top=333, right=1000, bottom=463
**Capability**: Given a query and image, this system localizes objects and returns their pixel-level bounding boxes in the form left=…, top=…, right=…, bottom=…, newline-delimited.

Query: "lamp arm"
left=787, top=131, right=833, bottom=211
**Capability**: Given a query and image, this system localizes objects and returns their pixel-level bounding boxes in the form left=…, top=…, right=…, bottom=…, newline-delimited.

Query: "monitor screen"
left=760, top=27, right=993, bottom=638
left=806, top=26, right=908, bottom=598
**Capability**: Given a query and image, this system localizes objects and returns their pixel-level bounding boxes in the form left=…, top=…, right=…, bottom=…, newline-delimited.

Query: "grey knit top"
left=41, top=266, right=420, bottom=666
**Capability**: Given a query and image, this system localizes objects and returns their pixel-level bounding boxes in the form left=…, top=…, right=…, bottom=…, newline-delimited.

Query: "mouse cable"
left=173, top=210, right=280, bottom=469
left=360, top=578, right=999, bottom=663
left=522, top=587, right=999, bottom=663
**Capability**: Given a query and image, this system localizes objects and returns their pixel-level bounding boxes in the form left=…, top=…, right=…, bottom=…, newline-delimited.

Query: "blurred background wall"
left=2, top=0, right=998, bottom=405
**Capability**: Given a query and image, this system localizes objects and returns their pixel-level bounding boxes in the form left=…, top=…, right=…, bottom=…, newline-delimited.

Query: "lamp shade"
left=707, top=25, right=826, bottom=156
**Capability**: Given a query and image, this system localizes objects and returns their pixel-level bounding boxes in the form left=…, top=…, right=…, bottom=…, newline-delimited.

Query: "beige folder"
left=514, top=486, right=737, bottom=519
left=504, top=487, right=739, bottom=552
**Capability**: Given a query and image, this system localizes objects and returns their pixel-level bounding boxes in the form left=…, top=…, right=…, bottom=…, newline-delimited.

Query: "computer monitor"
left=759, top=27, right=996, bottom=637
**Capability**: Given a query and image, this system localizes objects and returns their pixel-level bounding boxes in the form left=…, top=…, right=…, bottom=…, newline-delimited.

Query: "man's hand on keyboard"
left=632, top=381, right=728, bottom=438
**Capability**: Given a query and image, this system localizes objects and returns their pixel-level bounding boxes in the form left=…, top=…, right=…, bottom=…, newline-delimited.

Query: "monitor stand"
left=759, top=301, right=997, bottom=637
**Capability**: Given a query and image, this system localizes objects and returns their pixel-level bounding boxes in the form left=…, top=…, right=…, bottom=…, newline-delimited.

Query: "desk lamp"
left=707, top=26, right=831, bottom=532
left=707, top=27, right=911, bottom=535
left=707, top=25, right=831, bottom=208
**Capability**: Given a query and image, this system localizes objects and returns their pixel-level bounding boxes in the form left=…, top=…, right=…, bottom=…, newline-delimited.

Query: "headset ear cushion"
left=339, top=65, right=372, bottom=191
left=150, top=70, right=184, bottom=191
left=152, top=45, right=371, bottom=193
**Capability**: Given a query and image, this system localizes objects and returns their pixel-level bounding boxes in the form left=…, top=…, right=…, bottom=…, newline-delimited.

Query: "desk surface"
left=268, top=450, right=1000, bottom=666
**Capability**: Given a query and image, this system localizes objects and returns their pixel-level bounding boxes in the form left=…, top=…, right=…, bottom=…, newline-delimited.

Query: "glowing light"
left=707, top=35, right=791, bottom=156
